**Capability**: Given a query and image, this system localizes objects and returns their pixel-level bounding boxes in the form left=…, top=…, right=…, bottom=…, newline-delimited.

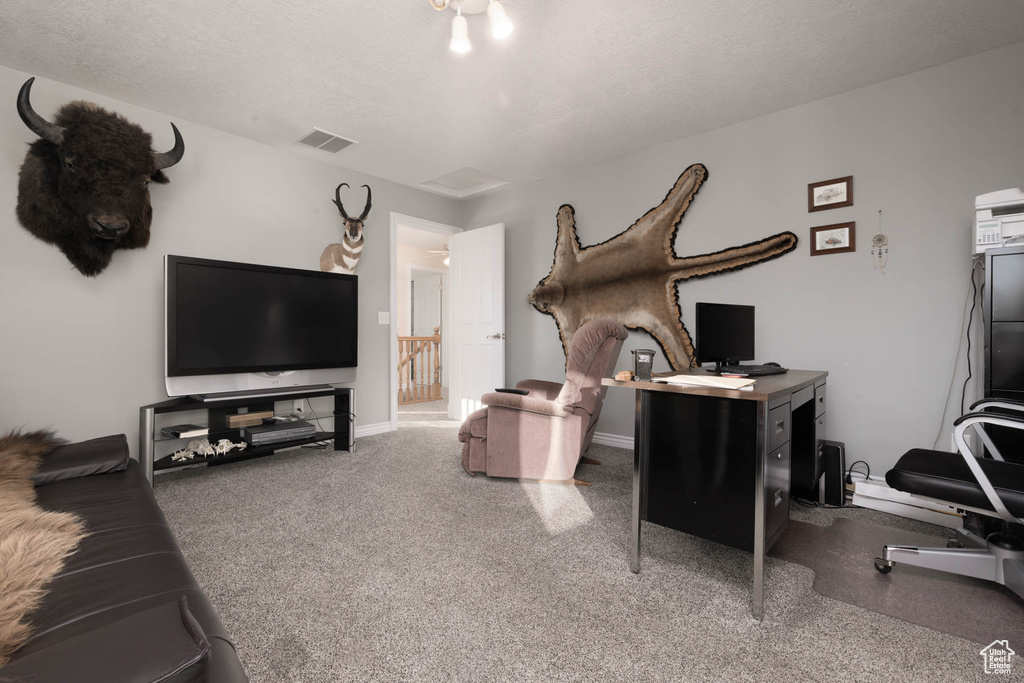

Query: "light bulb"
left=443, top=256, right=450, bottom=266
left=450, top=10, right=471, bottom=53
left=487, top=0, right=513, bottom=39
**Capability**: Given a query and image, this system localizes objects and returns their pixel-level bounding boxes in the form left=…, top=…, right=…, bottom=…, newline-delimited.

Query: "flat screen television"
left=695, top=302, right=754, bottom=370
left=165, top=255, right=357, bottom=397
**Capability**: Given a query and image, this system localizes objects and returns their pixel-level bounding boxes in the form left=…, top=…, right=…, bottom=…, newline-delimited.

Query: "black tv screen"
left=166, top=256, right=357, bottom=377
left=695, top=302, right=755, bottom=365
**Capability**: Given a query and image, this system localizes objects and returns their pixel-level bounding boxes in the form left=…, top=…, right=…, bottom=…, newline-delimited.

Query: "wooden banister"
left=398, top=327, right=442, bottom=405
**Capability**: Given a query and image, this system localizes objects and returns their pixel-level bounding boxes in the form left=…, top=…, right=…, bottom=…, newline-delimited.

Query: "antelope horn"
left=358, top=184, right=372, bottom=221
left=17, top=78, right=65, bottom=145
left=333, top=183, right=351, bottom=219
left=152, top=123, right=185, bottom=171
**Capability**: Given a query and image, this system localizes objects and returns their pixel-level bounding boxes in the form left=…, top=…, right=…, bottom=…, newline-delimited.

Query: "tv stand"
left=190, top=384, right=336, bottom=403
left=139, top=386, right=354, bottom=485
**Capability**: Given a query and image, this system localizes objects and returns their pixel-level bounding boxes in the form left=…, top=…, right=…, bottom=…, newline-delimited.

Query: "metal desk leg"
left=630, top=389, right=647, bottom=574
left=751, top=401, right=768, bottom=621
left=139, top=406, right=155, bottom=487
left=349, top=388, right=356, bottom=452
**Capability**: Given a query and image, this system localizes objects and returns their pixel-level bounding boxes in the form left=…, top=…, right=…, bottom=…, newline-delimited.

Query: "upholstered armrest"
left=33, top=434, right=131, bottom=486
left=482, top=392, right=572, bottom=418
left=954, top=410, right=1024, bottom=465
left=970, top=397, right=1024, bottom=413
left=514, top=379, right=563, bottom=401
left=951, top=411, right=1024, bottom=524
left=0, top=596, right=210, bottom=683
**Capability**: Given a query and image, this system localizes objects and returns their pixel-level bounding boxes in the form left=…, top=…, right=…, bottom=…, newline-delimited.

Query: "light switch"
left=378, top=311, right=390, bottom=325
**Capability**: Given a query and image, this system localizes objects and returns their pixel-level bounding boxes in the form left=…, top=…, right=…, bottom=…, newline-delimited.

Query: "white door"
left=449, top=224, right=505, bottom=420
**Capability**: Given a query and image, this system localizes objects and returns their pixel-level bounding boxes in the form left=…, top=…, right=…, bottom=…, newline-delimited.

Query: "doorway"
left=390, top=213, right=460, bottom=430
left=400, top=265, right=445, bottom=406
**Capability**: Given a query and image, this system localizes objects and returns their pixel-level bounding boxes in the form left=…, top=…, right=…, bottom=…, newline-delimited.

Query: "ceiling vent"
left=295, top=128, right=356, bottom=154
left=422, top=167, right=509, bottom=199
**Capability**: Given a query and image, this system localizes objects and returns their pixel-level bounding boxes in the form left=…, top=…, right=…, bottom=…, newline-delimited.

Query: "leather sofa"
left=0, top=434, right=248, bottom=682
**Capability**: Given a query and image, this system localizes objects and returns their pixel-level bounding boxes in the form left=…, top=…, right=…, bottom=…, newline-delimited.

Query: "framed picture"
left=810, top=222, right=856, bottom=256
left=808, top=176, right=853, bottom=212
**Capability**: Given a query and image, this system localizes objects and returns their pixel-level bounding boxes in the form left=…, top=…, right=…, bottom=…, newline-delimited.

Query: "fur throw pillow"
left=0, top=430, right=86, bottom=666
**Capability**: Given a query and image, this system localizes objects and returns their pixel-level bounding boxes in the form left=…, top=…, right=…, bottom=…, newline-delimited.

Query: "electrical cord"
left=794, top=460, right=871, bottom=510
left=300, top=398, right=357, bottom=450
left=845, top=460, right=870, bottom=484
left=305, top=401, right=327, bottom=432
left=933, top=257, right=983, bottom=449
left=960, top=261, right=981, bottom=416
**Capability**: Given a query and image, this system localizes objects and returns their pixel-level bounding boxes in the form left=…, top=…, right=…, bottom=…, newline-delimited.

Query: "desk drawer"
left=814, top=383, right=826, bottom=418
left=766, top=441, right=791, bottom=545
left=768, top=403, right=791, bottom=452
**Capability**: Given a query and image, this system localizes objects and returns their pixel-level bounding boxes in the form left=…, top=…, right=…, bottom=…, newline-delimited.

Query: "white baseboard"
left=591, top=432, right=633, bottom=450
left=354, top=422, right=393, bottom=439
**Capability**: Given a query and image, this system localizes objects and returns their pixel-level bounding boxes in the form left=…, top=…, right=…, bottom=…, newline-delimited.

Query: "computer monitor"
left=695, top=302, right=755, bottom=370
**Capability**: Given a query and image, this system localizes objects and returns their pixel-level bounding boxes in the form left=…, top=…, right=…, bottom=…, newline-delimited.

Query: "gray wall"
left=460, top=42, right=1024, bottom=474
left=0, top=66, right=462, bottom=452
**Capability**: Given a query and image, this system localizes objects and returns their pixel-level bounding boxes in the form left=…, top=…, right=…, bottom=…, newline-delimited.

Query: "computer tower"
left=819, top=440, right=846, bottom=507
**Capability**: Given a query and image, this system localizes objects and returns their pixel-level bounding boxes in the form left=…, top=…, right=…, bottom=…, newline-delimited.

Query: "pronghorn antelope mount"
left=320, top=182, right=371, bottom=274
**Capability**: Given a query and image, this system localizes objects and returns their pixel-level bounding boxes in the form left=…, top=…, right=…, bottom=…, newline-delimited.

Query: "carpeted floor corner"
left=154, top=407, right=1014, bottom=682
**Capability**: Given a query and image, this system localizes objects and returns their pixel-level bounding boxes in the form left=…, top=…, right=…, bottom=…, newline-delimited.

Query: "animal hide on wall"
left=15, top=78, right=184, bottom=277
left=528, top=164, right=798, bottom=370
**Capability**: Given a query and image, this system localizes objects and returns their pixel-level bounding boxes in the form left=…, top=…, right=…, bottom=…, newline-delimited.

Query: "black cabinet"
left=984, top=246, right=1024, bottom=459
left=986, top=245, right=1024, bottom=399
left=139, top=386, right=354, bottom=485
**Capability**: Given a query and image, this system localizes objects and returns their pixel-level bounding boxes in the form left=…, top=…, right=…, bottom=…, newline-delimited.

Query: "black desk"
left=604, top=369, right=827, bottom=620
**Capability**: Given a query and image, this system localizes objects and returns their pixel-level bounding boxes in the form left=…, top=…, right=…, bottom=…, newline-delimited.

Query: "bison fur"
left=15, top=78, right=183, bottom=276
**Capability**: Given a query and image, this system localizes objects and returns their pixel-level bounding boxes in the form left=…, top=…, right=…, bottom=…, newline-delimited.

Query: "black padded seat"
left=887, top=448, right=1024, bottom=518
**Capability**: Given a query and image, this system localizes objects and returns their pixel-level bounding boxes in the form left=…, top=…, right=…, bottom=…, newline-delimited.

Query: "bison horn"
left=152, top=123, right=185, bottom=171
left=333, top=183, right=351, bottom=220
left=358, top=184, right=372, bottom=221
left=17, top=78, right=65, bottom=146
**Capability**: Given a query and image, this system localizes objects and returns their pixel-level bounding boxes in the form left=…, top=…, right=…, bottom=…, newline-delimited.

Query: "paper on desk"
left=654, top=375, right=756, bottom=390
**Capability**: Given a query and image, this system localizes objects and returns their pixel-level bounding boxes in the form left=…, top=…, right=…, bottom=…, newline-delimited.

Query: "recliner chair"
left=875, top=398, right=1024, bottom=601
left=457, top=319, right=628, bottom=485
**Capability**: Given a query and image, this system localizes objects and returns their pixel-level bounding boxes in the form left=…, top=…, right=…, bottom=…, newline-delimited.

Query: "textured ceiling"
left=2, top=1, right=1023, bottom=198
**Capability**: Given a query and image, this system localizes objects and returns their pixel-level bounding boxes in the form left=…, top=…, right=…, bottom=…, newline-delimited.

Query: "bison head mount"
left=15, top=77, right=184, bottom=276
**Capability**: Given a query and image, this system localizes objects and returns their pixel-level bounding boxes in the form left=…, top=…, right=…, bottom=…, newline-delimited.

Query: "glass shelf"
left=153, top=432, right=337, bottom=472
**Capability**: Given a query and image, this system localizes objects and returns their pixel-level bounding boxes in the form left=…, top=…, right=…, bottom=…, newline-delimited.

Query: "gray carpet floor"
left=154, top=405, right=1009, bottom=682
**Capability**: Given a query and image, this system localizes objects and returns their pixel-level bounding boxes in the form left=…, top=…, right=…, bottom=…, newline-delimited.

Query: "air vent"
left=422, top=167, right=509, bottom=199
left=295, top=128, right=356, bottom=154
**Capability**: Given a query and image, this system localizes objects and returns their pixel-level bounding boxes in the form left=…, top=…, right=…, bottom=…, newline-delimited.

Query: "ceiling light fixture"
left=487, top=1, right=513, bottom=39
left=431, top=0, right=514, bottom=54
left=450, top=5, right=472, bottom=53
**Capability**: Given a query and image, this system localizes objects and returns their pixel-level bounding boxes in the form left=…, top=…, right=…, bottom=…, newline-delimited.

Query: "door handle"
left=487, top=333, right=505, bottom=340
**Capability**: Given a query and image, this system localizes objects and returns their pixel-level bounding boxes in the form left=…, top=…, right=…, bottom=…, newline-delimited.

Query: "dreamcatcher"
left=872, top=209, right=888, bottom=274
